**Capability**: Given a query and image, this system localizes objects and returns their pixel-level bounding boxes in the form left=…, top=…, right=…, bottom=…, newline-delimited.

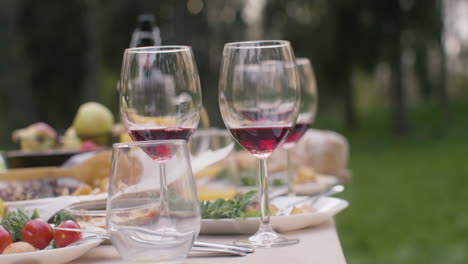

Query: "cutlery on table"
left=53, top=227, right=253, bottom=256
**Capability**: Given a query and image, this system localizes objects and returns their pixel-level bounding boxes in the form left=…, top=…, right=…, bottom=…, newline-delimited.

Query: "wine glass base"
left=234, top=230, right=299, bottom=248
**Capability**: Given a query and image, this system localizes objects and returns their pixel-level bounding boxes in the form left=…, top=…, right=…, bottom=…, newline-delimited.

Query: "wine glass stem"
left=287, top=149, right=296, bottom=196
left=159, top=162, right=171, bottom=218
left=258, top=158, right=272, bottom=229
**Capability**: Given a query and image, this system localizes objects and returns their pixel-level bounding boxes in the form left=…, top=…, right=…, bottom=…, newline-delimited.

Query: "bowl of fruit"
left=5, top=102, right=114, bottom=169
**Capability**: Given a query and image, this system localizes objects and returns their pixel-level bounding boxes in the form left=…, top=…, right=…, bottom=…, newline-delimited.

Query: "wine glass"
left=119, top=46, right=202, bottom=228
left=119, top=46, right=202, bottom=139
left=107, top=140, right=200, bottom=262
left=218, top=40, right=301, bottom=247
left=282, top=58, right=318, bottom=195
left=188, top=129, right=238, bottom=200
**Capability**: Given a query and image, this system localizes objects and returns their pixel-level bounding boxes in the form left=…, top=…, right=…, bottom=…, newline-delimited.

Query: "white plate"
left=292, top=174, right=340, bottom=195
left=200, top=196, right=348, bottom=235
left=0, top=228, right=104, bottom=264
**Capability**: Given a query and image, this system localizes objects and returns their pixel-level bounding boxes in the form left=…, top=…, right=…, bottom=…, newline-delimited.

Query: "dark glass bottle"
left=130, top=14, right=161, bottom=48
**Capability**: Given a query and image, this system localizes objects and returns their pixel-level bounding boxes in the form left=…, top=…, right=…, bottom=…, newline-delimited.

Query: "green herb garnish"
left=200, top=190, right=257, bottom=219
left=53, top=209, right=76, bottom=226
left=272, top=179, right=285, bottom=186
left=239, top=171, right=256, bottom=186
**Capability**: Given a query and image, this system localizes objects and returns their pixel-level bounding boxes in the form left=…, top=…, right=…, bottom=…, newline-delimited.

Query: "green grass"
left=315, top=101, right=468, bottom=264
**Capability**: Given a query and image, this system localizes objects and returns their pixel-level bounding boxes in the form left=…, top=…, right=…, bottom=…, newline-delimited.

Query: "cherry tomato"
left=0, top=226, right=12, bottom=253
left=53, top=221, right=82, bottom=248
left=21, top=219, right=53, bottom=249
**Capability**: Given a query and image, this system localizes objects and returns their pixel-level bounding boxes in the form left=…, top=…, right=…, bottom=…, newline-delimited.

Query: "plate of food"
left=292, top=173, right=341, bottom=195
left=41, top=190, right=347, bottom=236
left=0, top=148, right=112, bottom=221
left=0, top=209, right=104, bottom=264
left=200, top=191, right=348, bottom=235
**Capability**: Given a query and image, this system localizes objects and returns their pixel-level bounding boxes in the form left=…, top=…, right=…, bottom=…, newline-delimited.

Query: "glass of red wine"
left=119, top=46, right=202, bottom=228
left=282, top=58, right=318, bottom=195
left=218, top=40, right=301, bottom=248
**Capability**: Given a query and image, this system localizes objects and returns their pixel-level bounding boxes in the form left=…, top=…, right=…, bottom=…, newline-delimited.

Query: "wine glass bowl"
left=218, top=40, right=300, bottom=248
left=282, top=58, right=318, bottom=149
left=119, top=46, right=202, bottom=141
left=220, top=43, right=300, bottom=160
left=282, top=58, right=318, bottom=196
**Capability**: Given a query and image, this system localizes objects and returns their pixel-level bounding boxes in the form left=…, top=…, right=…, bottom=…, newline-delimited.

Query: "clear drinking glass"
left=282, top=58, right=318, bottom=195
left=218, top=40, right=301, bottom=247
left=107, top=140, right=200, bottom=262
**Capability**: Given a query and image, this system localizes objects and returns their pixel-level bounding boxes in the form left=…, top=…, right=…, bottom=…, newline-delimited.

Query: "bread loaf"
left=290, top=129, right=350, bottom=181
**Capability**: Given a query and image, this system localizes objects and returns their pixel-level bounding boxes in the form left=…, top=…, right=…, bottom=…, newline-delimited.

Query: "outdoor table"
left=70, top=220, right=346, bottom=264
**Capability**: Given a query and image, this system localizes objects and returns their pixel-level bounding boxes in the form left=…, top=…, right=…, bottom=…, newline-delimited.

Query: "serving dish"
left=200, top=196, right=348, bottom=235
left=4, top=150, right=87, bottom=169
left=0, top=227, right=104, bottom=264
left=293, top=174, right=340, bottom=195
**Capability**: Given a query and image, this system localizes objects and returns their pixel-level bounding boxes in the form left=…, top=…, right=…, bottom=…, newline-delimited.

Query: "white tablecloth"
left=70, top=220, right=346, bottom=264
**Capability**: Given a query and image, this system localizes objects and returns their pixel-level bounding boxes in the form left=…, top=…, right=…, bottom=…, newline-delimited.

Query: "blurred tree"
left=0, top=0, right=451, bottom=149
left=19, top=0, right=87, bottom=130
left=0, top=0, right=34, bottom=148
left=263, top=0, right=447, bottom=135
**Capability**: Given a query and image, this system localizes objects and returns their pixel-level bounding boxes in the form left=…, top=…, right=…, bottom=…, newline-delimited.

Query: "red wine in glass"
left=229, top=126, right=292, bottom=158
left=129, top=127, right=195, bottom=160
left=283, top=122, right=311, bottom=149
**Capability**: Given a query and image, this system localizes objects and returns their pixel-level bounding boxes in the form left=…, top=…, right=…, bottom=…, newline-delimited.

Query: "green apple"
left=72, top=102, right=114, bottom=145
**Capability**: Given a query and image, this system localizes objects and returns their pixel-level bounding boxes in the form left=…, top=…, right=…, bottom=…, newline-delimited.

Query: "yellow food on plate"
left=71, top=184, right=93, bottom=196
left=100, top=177, right=109, bottom=192
left=194, top=164, right=225, bottom=179
left=197, top=187, right=237, bottom=200
left=293, top=167, right=317, bottom=184
left=290, top=204, right=316, bottom=215
left=246, top=201, right=278, bottom=216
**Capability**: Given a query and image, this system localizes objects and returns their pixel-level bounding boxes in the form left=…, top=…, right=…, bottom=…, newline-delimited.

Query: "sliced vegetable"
left=21, top=219, right=53, bottom=249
